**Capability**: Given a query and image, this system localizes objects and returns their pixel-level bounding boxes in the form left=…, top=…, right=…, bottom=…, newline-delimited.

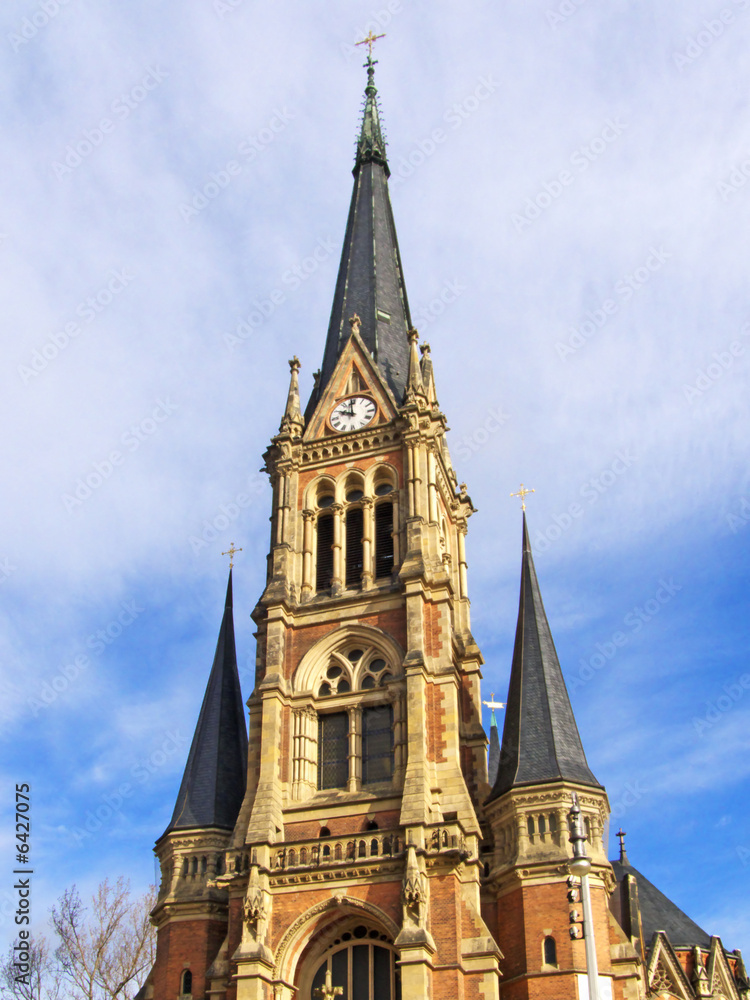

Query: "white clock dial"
left=330, top=395, right=376, bottom=432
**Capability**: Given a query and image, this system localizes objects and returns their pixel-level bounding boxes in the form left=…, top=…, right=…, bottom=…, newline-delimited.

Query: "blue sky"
left=1, top=0, right=748, bottom=963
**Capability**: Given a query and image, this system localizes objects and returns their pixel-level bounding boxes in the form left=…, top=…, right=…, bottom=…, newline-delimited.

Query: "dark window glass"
left=316, top=514, right=334, bottom=591
left=346, top=489, right=364, bottom=502
left=362, top=705, right=393, bottom=785
left=318, top=713, right=349, bottom=789
left=346, top=507, right=364, bottom=588
left=375, top=482, right=394, bottom=496
left=181, top=971, right=192, bottom=995
left=353, top=945, right=369, bottom=996
left=374, top=946, right=391, bottom=996
left=544, top=936, right=557, bottom=965
left=318, top=494, right=335, bottom=508
left=374, top=503, right=394, bottom=578
left=331, top=950, right=347, bottom=992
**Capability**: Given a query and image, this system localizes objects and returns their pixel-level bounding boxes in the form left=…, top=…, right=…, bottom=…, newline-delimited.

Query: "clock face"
left=330, top=395, right=376, bottom=432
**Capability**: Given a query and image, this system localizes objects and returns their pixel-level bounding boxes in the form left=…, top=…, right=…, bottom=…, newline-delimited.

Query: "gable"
left=304, top=329, right=400, bottom=442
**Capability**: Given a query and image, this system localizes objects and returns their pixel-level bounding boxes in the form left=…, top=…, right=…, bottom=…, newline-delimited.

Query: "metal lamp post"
left=568, top=793, right=600, bottom=1000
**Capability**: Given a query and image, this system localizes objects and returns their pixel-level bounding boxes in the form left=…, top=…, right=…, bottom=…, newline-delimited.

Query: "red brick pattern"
left=426, top=682, right=448, bottom=763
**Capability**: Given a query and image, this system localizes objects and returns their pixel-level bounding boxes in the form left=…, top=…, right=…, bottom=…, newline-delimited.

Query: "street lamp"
left=568, top=793, right=599, bottom=1000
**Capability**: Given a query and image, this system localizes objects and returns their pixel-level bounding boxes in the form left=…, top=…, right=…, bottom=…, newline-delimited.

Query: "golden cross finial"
left=313, top=969, right=343, bottom=1000
left=510, top=483, right=535, bottom=511
left=355, top=29, right=386, bottom=59
left=222, top=542, right=243, bottom=569
left=482, top=693, right=506, bottom=710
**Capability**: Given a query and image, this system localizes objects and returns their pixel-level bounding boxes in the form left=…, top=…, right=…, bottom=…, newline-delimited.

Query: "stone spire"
left=279, top=356, right=304, bottom=436
left=487, top=707, right=501, bottom=787
left=355, top=50, right=389, bottom=174
left=488, top=514, right=600, bottom=800
left=165, top=571, right=248, bottom=832
left=305, top=55, right=412, bottom=417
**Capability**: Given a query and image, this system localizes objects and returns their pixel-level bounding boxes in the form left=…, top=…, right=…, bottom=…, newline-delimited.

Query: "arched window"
left=318, top=713, right=349, bottom=790
left=316, top=513, right=334, bottom=591
left=374, top=502, right=394, bottom=578
left=181, top=970, right=192, bottom=996
left=543, top=936, right=557, bottom=967
left=362, top=705, right=394, bottom=785
left=527, top=816, right=535, bottom=841
left=311, top=933, right=398, bottom=1000
left=345, top=507, right=364, bottom=587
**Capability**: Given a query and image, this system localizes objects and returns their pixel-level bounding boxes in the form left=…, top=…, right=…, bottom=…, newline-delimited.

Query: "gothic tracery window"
left=310, top=927, right=400, bottom=1000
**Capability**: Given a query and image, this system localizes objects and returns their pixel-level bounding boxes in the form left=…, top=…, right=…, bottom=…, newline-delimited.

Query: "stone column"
left=301, top=510, right=314, bottom=598
left=331, top=503, right=343, bottom=593
left=361, top=497, right=374, bottom=589
left=348, top=706, right=361, bottom=792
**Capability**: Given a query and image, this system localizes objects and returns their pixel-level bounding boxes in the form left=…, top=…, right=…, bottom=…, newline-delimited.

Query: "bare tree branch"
left=0, top=935, right=61, bottom=1000
left=51, top=879, right=155, bottom=1000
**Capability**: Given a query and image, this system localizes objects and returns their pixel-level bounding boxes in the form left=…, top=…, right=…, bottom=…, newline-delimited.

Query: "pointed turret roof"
left=487, top=708, right=501, bottom=787
left=164, top=571, right=248, bottom=834
left=306, top=55, right=412, bottom=417
left=488, top=515, right=600, bottom=800
left=611, top=857, right=711, bottom=949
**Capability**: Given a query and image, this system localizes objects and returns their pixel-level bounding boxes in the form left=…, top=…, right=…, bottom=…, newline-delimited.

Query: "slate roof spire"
left=488, top=514, right=601, bottom=800
left=305, top=55, right=412, bottom=417
left=487, top=707, right=501, bottom=787
left=164, top=571, right=248, bottom=834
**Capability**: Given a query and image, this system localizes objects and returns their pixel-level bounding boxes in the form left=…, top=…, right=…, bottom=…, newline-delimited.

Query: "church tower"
left=483, top=515, right=641, bottom=1000
left=220, top=49, right=500, bottom=1000
left=144, top=51, right=750, bottom=1000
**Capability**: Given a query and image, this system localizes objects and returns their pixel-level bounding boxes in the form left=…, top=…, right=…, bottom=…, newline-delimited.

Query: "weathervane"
left=510, top=483, right=535, bottom=511
left=222, top=542, right=243, bottom=569
left=482, top=693, right=506, bottom=711
left=355, top=29, right=386, bottom=60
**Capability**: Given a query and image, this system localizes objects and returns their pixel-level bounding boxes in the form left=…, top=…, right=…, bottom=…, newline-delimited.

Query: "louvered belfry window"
left=362, top=705, right=393, bottom=784
left=316, top=513, right=334, bottom=591
left=374, top=502, right=394, bottom=578
left=346, top=507, right=365, bottom=588
left=318, top=712, right=349, bottom=789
